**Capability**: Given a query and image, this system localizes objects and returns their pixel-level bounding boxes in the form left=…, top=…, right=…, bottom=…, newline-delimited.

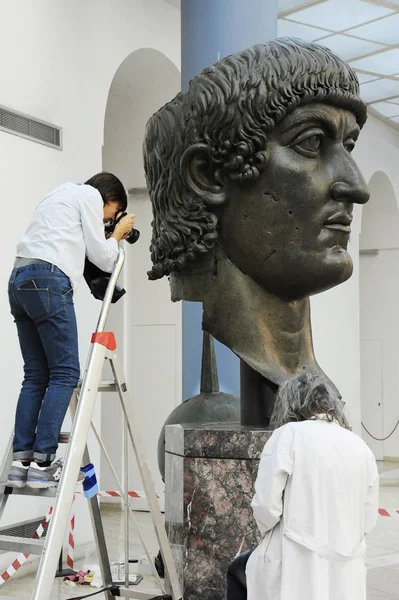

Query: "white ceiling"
left=164, top=0, right=399, bottom=129
left=279, top=0, right=399, bottom=128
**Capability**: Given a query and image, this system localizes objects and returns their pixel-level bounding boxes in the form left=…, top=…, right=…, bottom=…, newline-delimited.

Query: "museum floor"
left=1, top=461, right=399, bottom=599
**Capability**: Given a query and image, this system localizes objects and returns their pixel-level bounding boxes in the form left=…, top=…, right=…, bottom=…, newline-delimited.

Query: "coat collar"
left=309, top=414, right=339, bottom=425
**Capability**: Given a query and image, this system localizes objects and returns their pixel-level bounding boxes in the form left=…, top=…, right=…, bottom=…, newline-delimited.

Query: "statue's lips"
left=323, top=213, right=352, bottom=234
left=324, top=223, right=351, bottom=233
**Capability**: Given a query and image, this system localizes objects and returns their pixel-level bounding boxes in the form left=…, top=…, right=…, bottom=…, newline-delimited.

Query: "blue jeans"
left=8, top=263, right=80, bottom=462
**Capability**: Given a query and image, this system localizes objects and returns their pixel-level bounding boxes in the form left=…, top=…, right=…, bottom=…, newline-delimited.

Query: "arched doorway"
left=100, top=49, right=181, bottom=502
left=359, top=171, right=399, bottom=461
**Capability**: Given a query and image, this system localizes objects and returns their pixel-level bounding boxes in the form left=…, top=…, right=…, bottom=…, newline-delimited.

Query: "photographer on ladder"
left=6, top=173, right=135, bottom=489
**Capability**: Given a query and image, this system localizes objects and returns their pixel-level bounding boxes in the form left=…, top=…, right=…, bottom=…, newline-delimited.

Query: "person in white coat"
left=246, top=371, right=379, bottom=600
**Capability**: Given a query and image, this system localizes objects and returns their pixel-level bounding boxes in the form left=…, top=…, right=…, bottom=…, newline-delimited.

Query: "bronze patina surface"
left=144, top=38, right=369, bottom=430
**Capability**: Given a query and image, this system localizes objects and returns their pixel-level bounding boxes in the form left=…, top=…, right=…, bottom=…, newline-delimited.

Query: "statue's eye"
left=292, top=131, right=324, bottom=158
left=344, top=138, right=356, bottom=153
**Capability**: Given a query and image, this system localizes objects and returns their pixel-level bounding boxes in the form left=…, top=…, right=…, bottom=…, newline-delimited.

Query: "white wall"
left=359, top=172, right=399, bottom=459
left=311, top=229, right=362, bottom=431
left=359, top=249, right=399, bottom=459
left=102, top=48, right=182, bottom=188
left=101, top=49, right=181, bottom=499
left=124, top=193, right=182, bottom=500
left=311, top=114, right=399, bottom=437
left=0, top=0, right=180, bottom=556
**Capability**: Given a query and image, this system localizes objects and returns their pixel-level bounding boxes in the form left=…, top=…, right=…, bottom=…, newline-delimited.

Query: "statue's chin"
left=262, top=252, right=354, bottom=300
left=305, top=253, right=354, bottom=298
left=327, top=247, right=354, bottom=282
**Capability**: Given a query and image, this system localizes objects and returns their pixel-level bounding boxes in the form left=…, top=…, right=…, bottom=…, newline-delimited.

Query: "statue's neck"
left=202, top=254, right=318, bottom=385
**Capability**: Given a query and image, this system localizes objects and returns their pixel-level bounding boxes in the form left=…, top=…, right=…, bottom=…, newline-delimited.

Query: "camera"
left=84, top=211, right=139, bottom=303
left=105, top=211, right=140, bottom=245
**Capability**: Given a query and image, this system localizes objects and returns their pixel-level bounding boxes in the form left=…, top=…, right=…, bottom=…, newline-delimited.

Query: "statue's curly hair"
left=143, top=38, right=367, bottom=281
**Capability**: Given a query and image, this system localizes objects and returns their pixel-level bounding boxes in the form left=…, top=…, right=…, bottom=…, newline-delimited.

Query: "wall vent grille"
left=0, top=105, right=62, bottom=150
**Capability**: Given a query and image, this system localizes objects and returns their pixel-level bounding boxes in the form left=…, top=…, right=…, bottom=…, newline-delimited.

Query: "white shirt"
left=16, top=182, right=119, bottom=290
left=246, top=419, right=379, bottom=600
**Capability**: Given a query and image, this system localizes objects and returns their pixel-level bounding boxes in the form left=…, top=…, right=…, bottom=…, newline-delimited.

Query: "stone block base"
left=165, top=423, right=272, bottom=600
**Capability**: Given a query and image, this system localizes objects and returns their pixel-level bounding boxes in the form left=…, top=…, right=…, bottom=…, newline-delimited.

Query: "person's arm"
left=80, top=192, right=133, bottom=273
left=364, top=460, right=379, bottom=536
left=251, top=428, right=293, bottom=537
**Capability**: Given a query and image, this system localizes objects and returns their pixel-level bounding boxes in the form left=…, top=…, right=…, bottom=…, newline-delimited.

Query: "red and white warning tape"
left=84, top=490, right=164, bottom=499
left=1, top=491, right=396, bottom=588
left=0, top=495, right=76, bottom=586
left=66, top=494, right=75, bottom=570
left=0, top=489, right=161, bottom=586
left=0, top=506, right=53, bottom=586
left=379, top=508, right=399, bottom=517
left=73, top=489, right=164, bottom=499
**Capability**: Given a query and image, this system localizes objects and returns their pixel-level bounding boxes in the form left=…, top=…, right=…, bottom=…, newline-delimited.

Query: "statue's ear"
left=180, top=143, right=226, bottom=206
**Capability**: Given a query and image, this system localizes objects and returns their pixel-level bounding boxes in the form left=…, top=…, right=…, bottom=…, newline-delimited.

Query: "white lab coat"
left=246, top=417, right=379, bottom=600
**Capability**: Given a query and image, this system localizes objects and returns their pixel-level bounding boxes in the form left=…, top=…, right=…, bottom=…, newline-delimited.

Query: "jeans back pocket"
left=17, top=279, right=50, bottom=322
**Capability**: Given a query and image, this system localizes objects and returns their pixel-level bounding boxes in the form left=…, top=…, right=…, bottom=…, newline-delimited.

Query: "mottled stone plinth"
left=165, top=423, right=272, bottom=600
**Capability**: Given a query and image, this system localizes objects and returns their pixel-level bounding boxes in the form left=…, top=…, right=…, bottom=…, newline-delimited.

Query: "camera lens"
left=126, top=229, right=140, bottom=244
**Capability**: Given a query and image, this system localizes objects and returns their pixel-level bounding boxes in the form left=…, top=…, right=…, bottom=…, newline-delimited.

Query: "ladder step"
left=98, top=380, right=118, bottom=392
left=76, top=379, right=117, bottom=392
left=60, top=380, right=119, bottom=444
left=3, top=486, right=57, bottom=498
left=0, top=534, right=44, bottom=554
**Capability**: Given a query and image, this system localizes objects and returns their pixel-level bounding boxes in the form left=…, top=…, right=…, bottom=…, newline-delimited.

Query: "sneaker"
left=27, top=458, right=64, bottom=489
left=6, top=461, right=30, bottom=488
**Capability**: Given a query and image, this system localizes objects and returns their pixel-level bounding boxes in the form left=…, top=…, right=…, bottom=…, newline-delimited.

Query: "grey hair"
left=270, top=370, right=350, bottom=429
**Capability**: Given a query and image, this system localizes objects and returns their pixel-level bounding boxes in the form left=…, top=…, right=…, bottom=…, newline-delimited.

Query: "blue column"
left=181, top=0, right=278, bottom=399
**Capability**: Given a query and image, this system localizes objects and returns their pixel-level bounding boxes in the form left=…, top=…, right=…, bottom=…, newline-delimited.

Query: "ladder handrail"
left=95, top=246, right=125, bottom=333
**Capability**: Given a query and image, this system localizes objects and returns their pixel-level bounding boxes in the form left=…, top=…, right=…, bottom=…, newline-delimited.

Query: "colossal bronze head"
left=144, top=38, right=368, bottom=291
left=144, top=38, right=370, bottom=428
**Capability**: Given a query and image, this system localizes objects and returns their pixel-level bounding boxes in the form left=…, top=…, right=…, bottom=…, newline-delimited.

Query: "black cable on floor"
left=65, top=586, right=119, bottom=599
left=65, top=585, right=173, bottom=599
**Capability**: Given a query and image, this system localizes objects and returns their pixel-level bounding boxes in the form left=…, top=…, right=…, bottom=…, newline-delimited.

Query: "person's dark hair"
left=270, top=370, right=350, bottom=429
left=143, top=37, right=367, bottom=281
left=85, top=172, right=127, bottom=211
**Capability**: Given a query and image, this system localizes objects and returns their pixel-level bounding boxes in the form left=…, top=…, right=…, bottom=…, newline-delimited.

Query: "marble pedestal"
left=165, top=423, right=272, bottom=600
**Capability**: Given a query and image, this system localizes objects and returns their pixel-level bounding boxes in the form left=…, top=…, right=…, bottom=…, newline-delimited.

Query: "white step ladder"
left=0, top=247, right=183, bottom=600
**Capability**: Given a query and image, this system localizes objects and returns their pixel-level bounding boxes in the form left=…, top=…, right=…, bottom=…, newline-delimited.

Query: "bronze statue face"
left=218, top=103, right=370, bottom=300
left=144, top=40, right=368, bottom=287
